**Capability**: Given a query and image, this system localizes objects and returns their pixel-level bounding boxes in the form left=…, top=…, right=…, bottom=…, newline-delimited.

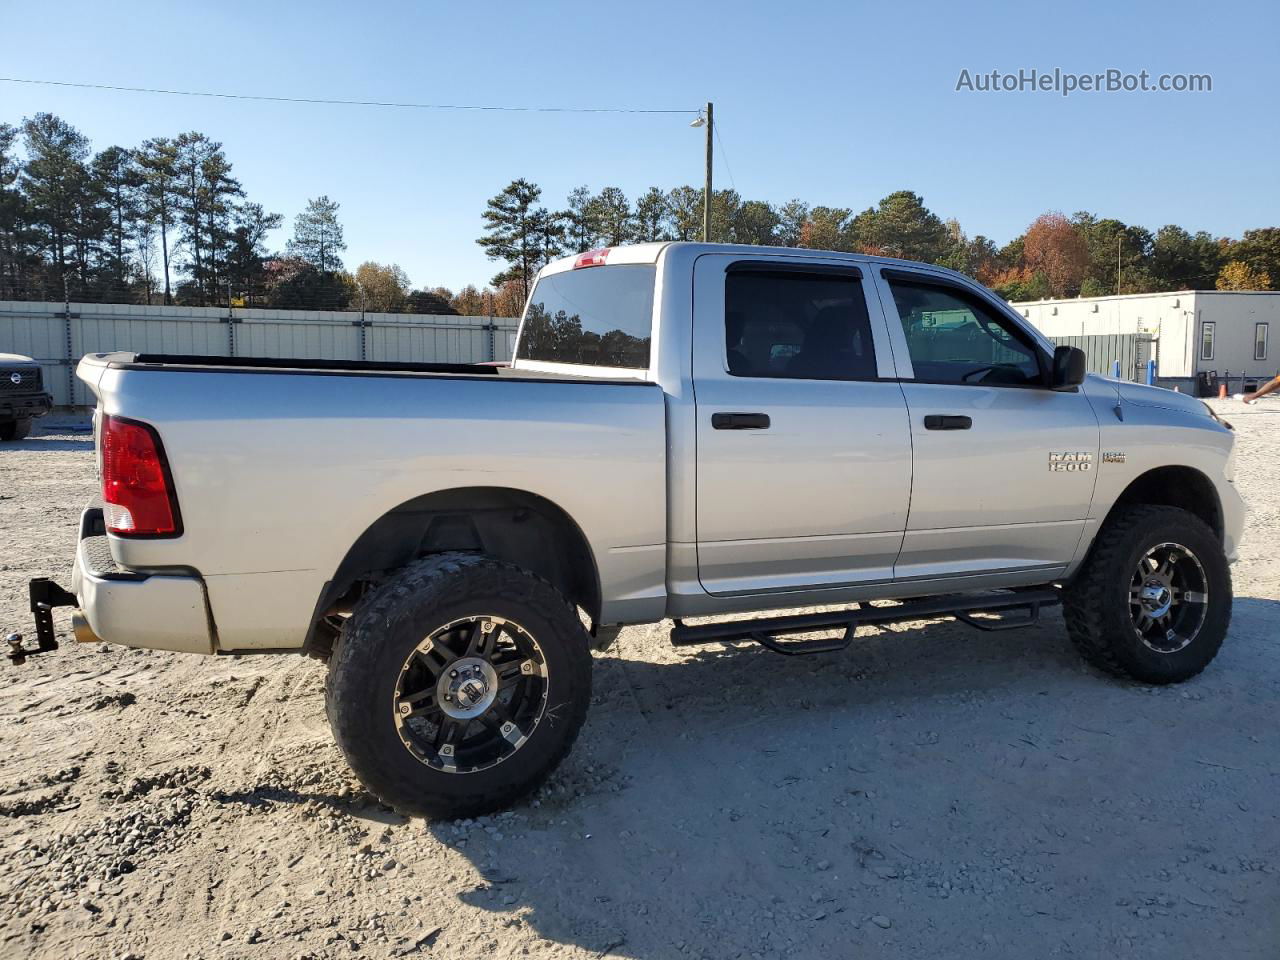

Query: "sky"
left=2, top=0, right=1277, bottom=291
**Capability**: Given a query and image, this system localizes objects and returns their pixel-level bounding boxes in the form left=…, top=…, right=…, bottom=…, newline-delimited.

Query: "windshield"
left=517, top=265, right=655, bottom=369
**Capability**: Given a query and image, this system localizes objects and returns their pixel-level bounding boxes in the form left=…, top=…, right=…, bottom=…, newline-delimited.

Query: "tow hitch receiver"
left=7, top=579, right=77, bottom=665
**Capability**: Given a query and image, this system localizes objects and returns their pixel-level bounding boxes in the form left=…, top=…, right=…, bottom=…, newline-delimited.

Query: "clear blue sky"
left=2, top=0, right=1276, bottom=290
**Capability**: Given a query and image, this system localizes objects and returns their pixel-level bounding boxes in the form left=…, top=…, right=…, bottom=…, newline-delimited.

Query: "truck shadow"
left=424, top=597, right=1280, bottom=959
left=2, top=436, right=94, bottom=452
left=4, top=423, right=94, bottom=452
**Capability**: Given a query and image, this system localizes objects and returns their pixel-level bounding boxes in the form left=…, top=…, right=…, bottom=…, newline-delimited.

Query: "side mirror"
left=1050, top=345, right=1086, bottom=391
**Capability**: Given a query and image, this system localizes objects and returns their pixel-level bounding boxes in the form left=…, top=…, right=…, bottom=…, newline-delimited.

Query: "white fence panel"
left=0, top=301, right=524, bottom=406
left=235, top=318, right=363, bottom=361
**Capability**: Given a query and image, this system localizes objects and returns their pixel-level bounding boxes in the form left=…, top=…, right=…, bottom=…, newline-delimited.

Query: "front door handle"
left=923, top=414, right=972, bottom=431
left=712, top=412, right=771, bottom=430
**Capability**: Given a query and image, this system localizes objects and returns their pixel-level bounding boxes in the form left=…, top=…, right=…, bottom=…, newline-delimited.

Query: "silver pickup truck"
left=19, top=242, right=1243, bottom=818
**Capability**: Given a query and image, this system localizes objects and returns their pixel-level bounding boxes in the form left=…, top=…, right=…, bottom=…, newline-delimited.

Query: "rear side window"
left=725, top=269, right=877, bottom=380
left=518, top=265, right=655, bottom=368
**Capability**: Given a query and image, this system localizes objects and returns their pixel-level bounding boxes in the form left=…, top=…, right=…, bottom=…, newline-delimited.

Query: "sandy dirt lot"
left=0, top=400, right=1277, bottom=960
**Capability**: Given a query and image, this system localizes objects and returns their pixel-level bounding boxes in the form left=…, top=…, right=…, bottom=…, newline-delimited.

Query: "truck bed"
left=76, top=351, right=668, bottom=650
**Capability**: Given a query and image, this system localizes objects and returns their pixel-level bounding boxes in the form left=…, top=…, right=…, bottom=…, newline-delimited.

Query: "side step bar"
left=669, top=589, right=1061, bottom=656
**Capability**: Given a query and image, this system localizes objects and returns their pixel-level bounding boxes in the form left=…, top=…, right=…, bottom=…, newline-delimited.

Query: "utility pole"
left=1116, top=235, right=1122, bottom=295
left=702, top=101, right=714, bottom=243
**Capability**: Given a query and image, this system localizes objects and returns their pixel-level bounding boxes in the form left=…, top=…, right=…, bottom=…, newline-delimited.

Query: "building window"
left=1200, top=321, right=1215, bottom=361
left=1256, top=323, right=1269, bottom=361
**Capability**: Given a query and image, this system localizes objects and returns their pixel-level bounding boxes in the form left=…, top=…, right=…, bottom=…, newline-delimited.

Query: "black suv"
left=0, top=355, right=53, bottom=441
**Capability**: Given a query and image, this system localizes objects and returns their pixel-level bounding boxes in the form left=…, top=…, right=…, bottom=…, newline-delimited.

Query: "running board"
left=669, top=589, right=1061, bottom=656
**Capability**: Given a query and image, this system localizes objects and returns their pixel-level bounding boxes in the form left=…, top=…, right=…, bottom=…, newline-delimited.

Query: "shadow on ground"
left=424, top=601, right=1280, bottom=959
left=5, top=426, right=94, bottom=452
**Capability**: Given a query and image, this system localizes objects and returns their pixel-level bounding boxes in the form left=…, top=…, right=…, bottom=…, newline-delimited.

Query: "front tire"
left=0, top=418, right=31, bottom=441
left=326, top=552, right=592, bottom=819
left=1063, top=505, right=1231, bottom=684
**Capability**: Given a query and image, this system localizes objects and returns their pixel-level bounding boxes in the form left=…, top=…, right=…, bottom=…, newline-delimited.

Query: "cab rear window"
left=517, top=265, right=655, bottom=369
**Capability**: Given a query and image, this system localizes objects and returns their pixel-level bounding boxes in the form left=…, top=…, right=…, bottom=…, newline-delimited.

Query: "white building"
left=1012, top=290, right=1279, bottom=394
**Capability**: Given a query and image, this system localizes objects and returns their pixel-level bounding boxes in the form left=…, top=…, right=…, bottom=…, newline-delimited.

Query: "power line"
left=0, top=77, right=698, bottom=115
left=713, top=119, right=737, bottom=192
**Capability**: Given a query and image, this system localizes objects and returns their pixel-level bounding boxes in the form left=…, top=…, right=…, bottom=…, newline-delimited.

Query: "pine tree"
left=589, top=187, right=632, bottom=246
left=633, top=187, right=669, bottom=242
left=20, top=113, right=93, bottom=287
left=562, top=185, right=597, bottom=252
left=477, top=179, right=555, bottom=302
left=89, top=146, right=141, bottom=293
left=226, top=202, right=282, bottom=303
left=173, top=132, right=242, bottom=303
left=0, top=122, right=39, bottom=298
left=137, top=137, right=179, bottom=303
left=287, top=196, right=346, bottom=274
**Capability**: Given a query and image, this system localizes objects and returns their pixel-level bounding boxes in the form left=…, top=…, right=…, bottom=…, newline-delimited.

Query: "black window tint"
left=888, top=278, right=1043, bottom=386
left=518, top=265, right=654, bottom=368
left=725, top=270, right=876, bottom=380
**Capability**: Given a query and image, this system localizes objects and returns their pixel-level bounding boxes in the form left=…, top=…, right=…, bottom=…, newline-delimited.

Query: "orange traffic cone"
left=1218, top=382, right=1228, bottom=399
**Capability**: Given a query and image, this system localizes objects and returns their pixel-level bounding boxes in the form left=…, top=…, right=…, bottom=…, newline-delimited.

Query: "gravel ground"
left=0, top=401, right=1277, bottom=960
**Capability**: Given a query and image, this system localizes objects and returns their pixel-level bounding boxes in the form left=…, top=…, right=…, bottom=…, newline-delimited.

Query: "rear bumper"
left=0, top=391, right=52, bottom=420
left=71, top=508, right=215, bottom=654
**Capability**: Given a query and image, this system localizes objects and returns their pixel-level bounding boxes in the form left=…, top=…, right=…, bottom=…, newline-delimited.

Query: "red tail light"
left=573, top=247, right=610, bottom=268
left=101, top=415, right=181, bottom=537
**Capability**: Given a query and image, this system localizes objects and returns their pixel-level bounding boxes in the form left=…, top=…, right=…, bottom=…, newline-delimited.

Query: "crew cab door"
left=692, top=254, right=913, bottom=595
left=869, top=266, right=1100, bottom=582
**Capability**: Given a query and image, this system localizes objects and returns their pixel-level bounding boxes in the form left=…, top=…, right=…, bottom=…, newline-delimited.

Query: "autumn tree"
left=1216, top=261, right=1272, bottom=291
left=354, top=261, right=411, bottom=312
left=450, top=284, right=489, bottom=316
left=491, top=277, right=526, bottom=317
left=1227, top=228, right=1280, bottom=291
left=1022, top=212, right=1088, bottom=297
left=937, top=219, right=1001, bottom=282
left=798, top=206, right=854, bottom=251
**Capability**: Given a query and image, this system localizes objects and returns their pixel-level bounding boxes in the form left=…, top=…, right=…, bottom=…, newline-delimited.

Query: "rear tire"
left=1063, top=505, right=1231, bottom=684
left=0, top=418, right=31, bottom=441
left=326, top=552, right=592, bottom=819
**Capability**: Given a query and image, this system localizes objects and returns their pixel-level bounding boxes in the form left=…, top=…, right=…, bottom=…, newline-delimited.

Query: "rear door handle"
left=923, top=414, right=972, bottom=431
left=712, top=412, right=771, bottom=430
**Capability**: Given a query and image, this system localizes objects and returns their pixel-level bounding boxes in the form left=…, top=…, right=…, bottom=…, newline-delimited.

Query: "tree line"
left=478, top=180, right=1280, bottom=303
left=0, top=113, right=503, bottom=315
left=5, top=110, right=1276, bottom=319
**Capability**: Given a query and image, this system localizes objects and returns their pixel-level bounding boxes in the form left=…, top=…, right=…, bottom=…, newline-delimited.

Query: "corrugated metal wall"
left=1051, top=333, right=1154, bottom=381
left=0, top=301, right=521, bottom=406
